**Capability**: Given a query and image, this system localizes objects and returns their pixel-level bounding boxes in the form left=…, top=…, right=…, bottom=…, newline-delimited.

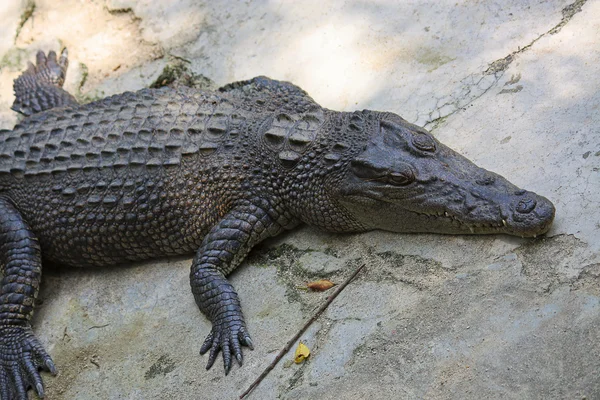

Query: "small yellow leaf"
left=306, top=279, right=336, bottom=292
left=294, top=342, right=310, bottom=364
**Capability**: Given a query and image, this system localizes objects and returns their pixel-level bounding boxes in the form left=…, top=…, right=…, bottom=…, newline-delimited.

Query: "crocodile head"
left=337, top=112, right=555, bottom=237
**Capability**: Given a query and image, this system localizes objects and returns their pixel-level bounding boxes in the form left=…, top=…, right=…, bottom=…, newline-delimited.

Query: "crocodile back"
left=0, top=87, right=244, bottom=178
left=0, top=83, right=342, bottom=266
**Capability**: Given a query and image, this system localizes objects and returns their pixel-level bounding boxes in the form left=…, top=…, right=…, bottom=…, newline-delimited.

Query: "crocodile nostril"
left=516, top=198, right=537, bottom=214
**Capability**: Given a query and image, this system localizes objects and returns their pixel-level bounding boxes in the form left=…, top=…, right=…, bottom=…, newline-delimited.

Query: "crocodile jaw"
left=339, top=189, right=555, bottom=238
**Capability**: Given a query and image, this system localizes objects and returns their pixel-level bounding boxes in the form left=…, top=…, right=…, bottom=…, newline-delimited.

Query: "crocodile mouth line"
left=414, top=210, right=509, bottom=233
left=353, top=193, right=509, bottom=232
left=345, top=194, right=547, bottom=238
left=415, top=210, right=553, bottom=238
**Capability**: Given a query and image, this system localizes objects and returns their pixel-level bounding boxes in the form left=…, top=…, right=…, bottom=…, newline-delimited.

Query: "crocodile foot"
left=0, top=326, right=56, bottom=400
left=200, top=318, right=253, bottom=375
left=11, top=48, right=77, bottom=116
left=25, top=49, right=69, bottom=88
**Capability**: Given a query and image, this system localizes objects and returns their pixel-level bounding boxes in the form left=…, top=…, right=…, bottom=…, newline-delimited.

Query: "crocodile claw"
left=12, top=48, right=75, bottom=116
left=0, top=325, right=56, bottom=399
left=32, top=48, right=69, bottom=88
left=200, top=320, right=253, bottom=375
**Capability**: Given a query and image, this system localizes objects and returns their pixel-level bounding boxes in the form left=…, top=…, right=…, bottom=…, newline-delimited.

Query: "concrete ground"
left=0, top=0, right=599, bottom=399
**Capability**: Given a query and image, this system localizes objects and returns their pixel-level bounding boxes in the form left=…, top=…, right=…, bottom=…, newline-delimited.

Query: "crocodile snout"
left=508, top=191, right=555, bottom=237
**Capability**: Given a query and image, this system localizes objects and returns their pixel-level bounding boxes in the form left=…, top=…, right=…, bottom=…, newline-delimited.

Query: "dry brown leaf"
left=306, top=279, right=336, bottom=291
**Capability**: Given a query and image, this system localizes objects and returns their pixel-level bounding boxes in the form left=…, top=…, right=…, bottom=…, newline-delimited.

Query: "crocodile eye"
left=412, top=133, right=436, bottom=152
left=388, top=168, right=415, bottom=186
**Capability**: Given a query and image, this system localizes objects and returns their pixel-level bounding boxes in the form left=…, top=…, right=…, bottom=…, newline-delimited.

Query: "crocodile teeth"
left=444, top=212, right=449, bottom=217
left=502, top=219, right=507, bottom=227
left=469, top=227, right=474, bottom=233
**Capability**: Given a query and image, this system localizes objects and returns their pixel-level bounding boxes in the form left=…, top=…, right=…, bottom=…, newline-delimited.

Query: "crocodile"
left=0, top=50, right=555, bottom=399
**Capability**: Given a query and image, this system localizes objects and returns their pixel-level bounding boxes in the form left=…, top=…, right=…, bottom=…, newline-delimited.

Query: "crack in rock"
left=424, top=0, right=588, bottom=129
left=14, top=0, right=36, bottom=43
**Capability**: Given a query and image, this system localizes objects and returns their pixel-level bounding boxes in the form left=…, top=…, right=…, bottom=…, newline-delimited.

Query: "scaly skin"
left=0, top=197, right=56, bottom=399
left=0, top=50, right=555, bottom=398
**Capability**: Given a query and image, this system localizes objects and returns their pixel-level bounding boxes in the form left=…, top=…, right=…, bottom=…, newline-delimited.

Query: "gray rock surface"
left=0, top=0, right=598, bottom=399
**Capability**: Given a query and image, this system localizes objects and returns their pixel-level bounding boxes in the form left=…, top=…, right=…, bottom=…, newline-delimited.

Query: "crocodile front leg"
left=0, top=197, right=56, bottom=399
left=190, top=199, right=294, bottom=374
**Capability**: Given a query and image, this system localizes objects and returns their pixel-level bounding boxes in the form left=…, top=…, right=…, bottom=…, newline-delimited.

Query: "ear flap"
left=350, top=158, right=388, bottom=180
left=350, top=157, right=415, bottom=186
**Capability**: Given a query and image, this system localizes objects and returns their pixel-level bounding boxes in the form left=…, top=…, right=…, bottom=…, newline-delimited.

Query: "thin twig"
left=239, top=263, right=366, bottom=399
